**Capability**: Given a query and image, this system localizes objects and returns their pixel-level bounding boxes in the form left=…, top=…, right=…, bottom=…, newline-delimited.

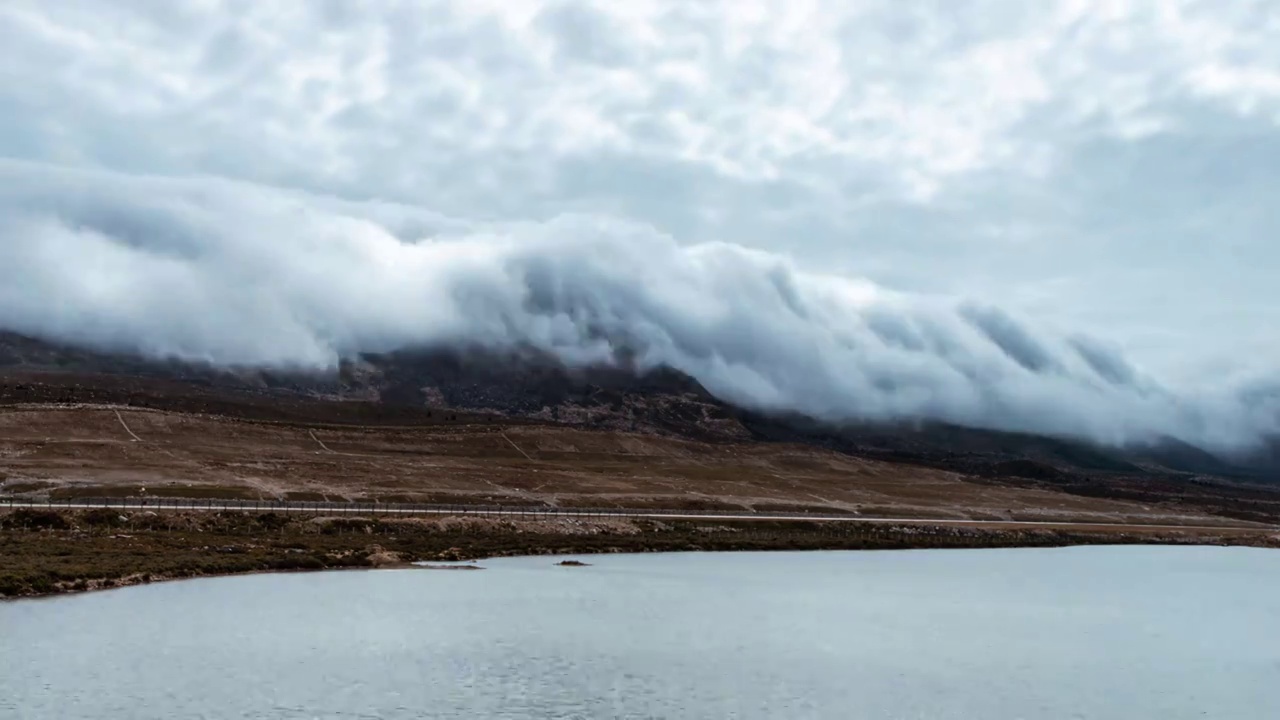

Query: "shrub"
left=0, top=574, right=24, bottom=596
left=255, top=513, right=290, bottom=529
left=2, top=509, right=70, bottom=530
left=267, top=554, right=326, bottom=571
left=82, top=508, right=126, bottom=527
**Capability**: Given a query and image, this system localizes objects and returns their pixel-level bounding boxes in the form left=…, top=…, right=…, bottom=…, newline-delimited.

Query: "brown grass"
left=2, top=405, right=1276, bottom=528
left=50, top=485, right=263, bottom=500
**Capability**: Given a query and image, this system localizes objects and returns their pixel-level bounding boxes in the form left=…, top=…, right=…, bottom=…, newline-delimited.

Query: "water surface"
left=3, top=547, right=1278, bottom=719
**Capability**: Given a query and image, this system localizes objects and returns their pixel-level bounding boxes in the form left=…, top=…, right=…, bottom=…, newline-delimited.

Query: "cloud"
left=5, top=1, right=1280, bottom=202
left=1, top=159, right=1276, bottom=452
left=1, top=1, right=1278, bottom=451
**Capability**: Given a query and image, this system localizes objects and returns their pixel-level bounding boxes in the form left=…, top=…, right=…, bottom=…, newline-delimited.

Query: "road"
left=2, top=498, right=1273, bottom=534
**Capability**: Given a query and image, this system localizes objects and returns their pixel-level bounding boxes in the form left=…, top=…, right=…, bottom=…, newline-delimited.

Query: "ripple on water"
left=3, top=547, right=1279, bottom=719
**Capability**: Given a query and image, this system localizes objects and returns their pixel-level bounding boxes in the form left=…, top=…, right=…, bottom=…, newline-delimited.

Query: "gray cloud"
left=0, top=159, right=1275, bottom=452
left=1, top=1, right=1278, bottom=452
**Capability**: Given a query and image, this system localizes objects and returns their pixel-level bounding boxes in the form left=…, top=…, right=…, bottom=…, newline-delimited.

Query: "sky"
left=1, top=1, right=1277, bottom=449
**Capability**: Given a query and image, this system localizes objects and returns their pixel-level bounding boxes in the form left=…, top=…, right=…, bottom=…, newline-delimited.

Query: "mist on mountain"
left=1, top=159, right=1276, bottom=454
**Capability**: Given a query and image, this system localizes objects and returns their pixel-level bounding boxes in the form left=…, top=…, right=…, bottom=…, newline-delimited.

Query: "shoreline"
left=3, top=507, right=1277, bottom=600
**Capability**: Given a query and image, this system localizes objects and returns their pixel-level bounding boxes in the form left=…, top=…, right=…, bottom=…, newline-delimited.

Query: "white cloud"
left=0, top=159, right=1276, bottom=452
left=0, top=0, right=1278, bottom=448
left=7, top=0, right=1279, bottom=200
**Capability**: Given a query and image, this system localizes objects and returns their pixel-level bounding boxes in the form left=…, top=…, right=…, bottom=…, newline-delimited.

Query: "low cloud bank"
left=1, top=160, right=1275, bottom=452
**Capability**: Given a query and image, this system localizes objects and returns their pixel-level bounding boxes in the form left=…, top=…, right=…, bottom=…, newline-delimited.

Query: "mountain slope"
left=0, top=330, right=1275, bottom=484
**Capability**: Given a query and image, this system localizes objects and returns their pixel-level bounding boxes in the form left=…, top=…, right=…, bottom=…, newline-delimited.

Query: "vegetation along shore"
left=3, top=507, right=1276, bottom=599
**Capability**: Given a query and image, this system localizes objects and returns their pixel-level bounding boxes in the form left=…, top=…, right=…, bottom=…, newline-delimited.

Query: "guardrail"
left=0, top=495, right=856, bottom=521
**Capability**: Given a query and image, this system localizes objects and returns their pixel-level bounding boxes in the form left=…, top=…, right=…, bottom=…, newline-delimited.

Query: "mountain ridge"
left=0, top=330, right=1274, bottom=485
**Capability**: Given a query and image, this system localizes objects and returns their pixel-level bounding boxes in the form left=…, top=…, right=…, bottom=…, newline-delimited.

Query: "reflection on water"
left=3, top=547, right=1279, bottom=719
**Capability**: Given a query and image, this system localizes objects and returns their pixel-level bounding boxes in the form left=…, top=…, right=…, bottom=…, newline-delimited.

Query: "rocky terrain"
left=2, top=330, right=1279, bottom=526
left=4, top=329, right=1280, bottom=600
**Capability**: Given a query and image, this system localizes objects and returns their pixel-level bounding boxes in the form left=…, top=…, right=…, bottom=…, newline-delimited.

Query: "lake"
left=3, top=547, right=1278, bottom=719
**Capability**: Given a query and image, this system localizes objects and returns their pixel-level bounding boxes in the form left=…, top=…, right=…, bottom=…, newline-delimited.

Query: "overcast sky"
left=1, top=1, right=1277, bottom=446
